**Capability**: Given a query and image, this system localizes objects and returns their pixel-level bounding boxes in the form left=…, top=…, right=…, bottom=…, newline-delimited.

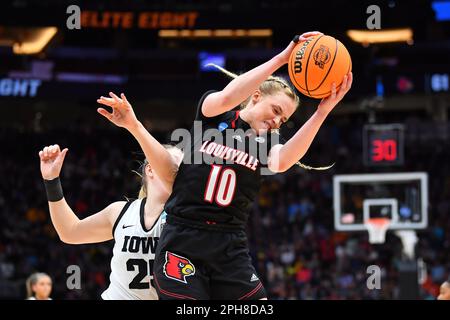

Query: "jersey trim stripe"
left=112, top=200, right=134, bottom=237
left=231, top=111, right=240, bottom=129
left=154, top=274, right=197, bottom=300
left=139, top=197, right=165, bottom=233
left=238, top=282, right=264, bottom=300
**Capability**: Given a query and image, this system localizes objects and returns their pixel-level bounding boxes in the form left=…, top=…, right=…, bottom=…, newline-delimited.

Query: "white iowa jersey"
left=101, top=198, right=166, bottom=300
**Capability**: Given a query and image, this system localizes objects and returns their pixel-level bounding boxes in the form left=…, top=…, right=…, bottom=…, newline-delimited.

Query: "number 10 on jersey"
left=204, top=165, right=237, bottom=206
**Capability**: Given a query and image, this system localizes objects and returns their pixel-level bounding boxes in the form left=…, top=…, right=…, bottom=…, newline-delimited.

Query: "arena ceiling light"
left=0, top=27, right=58, bottom=55
left=159, top=29, right=272, bottom=38
left=13, top=27, right=58, bottom=55
left=347, top=28, right=413, bottom=46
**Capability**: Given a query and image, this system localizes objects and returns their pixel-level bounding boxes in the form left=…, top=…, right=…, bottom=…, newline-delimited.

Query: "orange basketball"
left=288, top=35, right=352, bottom=99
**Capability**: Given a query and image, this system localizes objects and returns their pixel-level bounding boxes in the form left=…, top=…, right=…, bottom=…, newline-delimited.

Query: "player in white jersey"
left=39, top=137, right=182, bottom=299
left=41, top=91, right=181, bottom=299
left=102, top=192, right=167, bottom=299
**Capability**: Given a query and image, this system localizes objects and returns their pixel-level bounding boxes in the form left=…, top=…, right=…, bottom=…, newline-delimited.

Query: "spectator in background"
left=26, top=272, right=52, bottom=300
left=437, top=280, right=450, bottom=300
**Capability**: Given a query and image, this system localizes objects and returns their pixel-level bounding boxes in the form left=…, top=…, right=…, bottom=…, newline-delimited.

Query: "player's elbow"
left=268, top=157, right=291, bottom=173
left=202, top=92, right=231, bottom=117
left=271, top=161, right=290, bottom=173
left=59, top=235, right=73, bottom=244
left=268, top=145, right=294, bottom=173
left=268, top=152, right=306, bottom=173
left=278, top=162, right=291, bottom=172
left=57, top=227, right=84, bottom=244
left=58, top=233, right=79, bottom=244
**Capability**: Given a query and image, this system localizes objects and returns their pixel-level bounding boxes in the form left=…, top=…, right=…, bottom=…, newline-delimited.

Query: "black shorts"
left=153, top=222, right=266, bottom=300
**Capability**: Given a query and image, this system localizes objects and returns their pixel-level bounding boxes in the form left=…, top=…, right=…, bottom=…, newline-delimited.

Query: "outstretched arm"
left=97, top=93, right=178, bottom=193
left=201, top=32, right=322, bottom=118
left=39, top=144, right=123, bottom=244
left=268, top=73, right=353, bottom=172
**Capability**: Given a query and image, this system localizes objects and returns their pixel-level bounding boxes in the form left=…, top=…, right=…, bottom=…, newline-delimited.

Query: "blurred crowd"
left=0, top=115, right=449, bottom=299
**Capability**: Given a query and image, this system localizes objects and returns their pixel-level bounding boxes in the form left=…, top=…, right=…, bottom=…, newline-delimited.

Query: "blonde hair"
left=206, top=63, right=333, bottom=171
left=26, top=272, right=51, bottom=298
left=136, top=159, right=149, bottom=199
left=135, top=145, right=182, bottom=199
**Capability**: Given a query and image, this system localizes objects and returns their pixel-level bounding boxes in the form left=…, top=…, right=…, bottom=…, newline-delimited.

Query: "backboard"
left=334, top=172, right=428, bottom=232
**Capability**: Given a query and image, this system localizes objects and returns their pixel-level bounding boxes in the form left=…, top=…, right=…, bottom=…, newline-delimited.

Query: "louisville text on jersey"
left=199, top=140, right=259, bottom=171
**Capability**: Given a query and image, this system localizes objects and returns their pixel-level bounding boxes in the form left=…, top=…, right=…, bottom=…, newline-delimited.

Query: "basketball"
left=288, top=35, right=352, bottom=99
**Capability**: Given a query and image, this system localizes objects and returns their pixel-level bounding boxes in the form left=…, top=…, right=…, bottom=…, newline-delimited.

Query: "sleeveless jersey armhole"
left=112, top=200, right=134, bottom=238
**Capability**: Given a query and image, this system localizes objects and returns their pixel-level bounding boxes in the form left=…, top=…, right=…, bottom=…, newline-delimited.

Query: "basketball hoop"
left=394, top=230, right=418, bottom=259
left=365, top=218, right=391, bottom=244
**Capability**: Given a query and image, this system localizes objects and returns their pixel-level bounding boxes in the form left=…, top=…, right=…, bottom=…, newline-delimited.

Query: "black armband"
left=43, top=177, right=64, bottom=202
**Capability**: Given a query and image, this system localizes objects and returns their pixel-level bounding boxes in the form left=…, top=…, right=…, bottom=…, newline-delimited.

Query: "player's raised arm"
left=97, top=92, right=178, bottom=193
left=39, top=144, right=123, bottom=244
left=268, top=73, right=353, bottom=172
left=201, top=32, right=322, bottom=118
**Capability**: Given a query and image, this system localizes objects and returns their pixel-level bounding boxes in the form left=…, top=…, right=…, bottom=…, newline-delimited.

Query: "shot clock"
left=363, top=124, right=404, bottom=166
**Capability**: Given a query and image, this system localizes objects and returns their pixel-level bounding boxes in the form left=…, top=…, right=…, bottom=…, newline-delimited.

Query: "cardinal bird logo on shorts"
left=163, top=251, right=195, bottom=283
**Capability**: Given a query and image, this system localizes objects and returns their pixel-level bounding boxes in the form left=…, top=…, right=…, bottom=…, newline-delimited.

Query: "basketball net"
left=394, top=230, right=418, bottom=259
left=365, top=218, right=391, bottom=244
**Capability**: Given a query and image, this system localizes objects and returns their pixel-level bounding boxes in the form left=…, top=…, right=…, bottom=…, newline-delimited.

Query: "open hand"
left=97, top=92, right=139, bottom=130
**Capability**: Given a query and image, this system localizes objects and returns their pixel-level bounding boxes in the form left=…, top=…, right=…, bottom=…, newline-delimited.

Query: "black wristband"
left=292, top=35, right=300, bottom=44
left=43, top=177, right=64, bottom=202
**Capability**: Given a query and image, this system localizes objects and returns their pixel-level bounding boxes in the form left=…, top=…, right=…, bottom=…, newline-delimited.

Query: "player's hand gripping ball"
left=288, top=34, right=352, bottom=98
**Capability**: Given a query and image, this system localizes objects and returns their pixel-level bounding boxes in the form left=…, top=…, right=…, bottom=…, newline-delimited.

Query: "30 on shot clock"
left=363, top=124, right=404, bottom=166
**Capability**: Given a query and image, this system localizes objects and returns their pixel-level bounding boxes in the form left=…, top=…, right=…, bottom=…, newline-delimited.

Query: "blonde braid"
left=296, top=161, right=335, bottom=171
